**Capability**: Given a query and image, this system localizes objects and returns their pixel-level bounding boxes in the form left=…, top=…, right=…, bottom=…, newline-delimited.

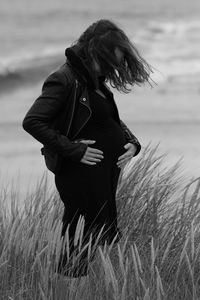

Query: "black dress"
left=55, top=88, right=127, bottom=276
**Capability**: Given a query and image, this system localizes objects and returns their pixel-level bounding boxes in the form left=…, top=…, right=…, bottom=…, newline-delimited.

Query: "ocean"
left=0, top=0, right=200, bottom=199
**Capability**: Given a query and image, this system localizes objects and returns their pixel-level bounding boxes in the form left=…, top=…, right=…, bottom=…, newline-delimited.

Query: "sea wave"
left=1, top=19, right=200, bottom=91
left=0, top=47, right=65, bottom=93
left=134, top=19, right=200, bottom=82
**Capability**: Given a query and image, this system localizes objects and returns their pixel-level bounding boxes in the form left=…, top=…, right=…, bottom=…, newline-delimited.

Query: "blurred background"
left=0, top=0, right=200, bottom=199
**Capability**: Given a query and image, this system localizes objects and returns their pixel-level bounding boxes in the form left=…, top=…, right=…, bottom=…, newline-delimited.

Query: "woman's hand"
left=79, top=140, right=104, bottom=165
left=117, top=143, right=137, bottom=169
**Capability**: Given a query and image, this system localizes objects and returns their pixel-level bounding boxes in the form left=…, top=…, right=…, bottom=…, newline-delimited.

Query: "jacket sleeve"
left=120, top=119, right=141, bottom=156
left=22, top=72, right=87, bottom=162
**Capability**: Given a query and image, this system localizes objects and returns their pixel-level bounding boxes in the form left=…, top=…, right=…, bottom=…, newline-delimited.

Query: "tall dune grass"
left=1, top=145, right=200, bottom=299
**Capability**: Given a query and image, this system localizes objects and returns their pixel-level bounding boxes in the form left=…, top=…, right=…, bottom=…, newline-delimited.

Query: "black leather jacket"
left=22, top=47, right=141, bottom=166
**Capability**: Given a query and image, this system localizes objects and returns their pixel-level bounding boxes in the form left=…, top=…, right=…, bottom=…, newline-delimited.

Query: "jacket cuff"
left=62, top=141, right=88, bottom=162
left=128, top=137, right=141, bottom=157
left=120, top=119, right=141, bottom=157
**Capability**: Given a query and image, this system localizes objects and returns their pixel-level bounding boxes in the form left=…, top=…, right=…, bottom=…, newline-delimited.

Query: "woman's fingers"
left=78, top=138, right=104, bottom=165
left=87, top=147, right=103, bottom=155
left=87, top=150, right=104, bottom=159
left=117, top=161, right=127, bottom=169
left=81, top=155, right=102, bottom=164
left=117, top=151, right=132, bottom=161
left=118, top=163, right=126, bottom=169
left=117, top=156, right=132, bottom=168
left=81, top=159, right=97, bottom=165
left=79, top=139, right=96, bottom=145
left=86, top=147, right=104, bottom=159
left=80, top=145, right=104, bottom=165
left=78, top=139, right=103, bottom=154
left=118, top=144, right=137, bottom=162
left=84, top=155, right=102, bottom=162
left=117, top=155, right=132, bottom=163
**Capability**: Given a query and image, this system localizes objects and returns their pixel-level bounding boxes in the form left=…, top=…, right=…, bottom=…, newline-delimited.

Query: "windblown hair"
left=75, top=19, right=153, bottom=93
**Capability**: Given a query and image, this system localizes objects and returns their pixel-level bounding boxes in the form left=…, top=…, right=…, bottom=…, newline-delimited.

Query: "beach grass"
left=1, top=145, right=200, bottom=299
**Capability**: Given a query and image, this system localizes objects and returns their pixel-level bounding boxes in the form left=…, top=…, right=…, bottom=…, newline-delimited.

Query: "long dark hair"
left=74, top=19, right=153, bottom=93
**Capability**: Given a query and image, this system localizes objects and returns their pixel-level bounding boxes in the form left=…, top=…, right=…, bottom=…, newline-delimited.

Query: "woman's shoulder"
left=44, top=63, right=75, bottom=87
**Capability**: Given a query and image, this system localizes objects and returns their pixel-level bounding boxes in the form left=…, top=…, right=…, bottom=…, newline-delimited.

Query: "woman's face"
left=93, top=47, right=124, bottom=75
left=114, top=47, right=124, bottom=64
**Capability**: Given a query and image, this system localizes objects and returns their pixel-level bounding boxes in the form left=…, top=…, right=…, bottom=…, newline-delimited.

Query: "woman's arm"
left=22, top=72, right=87, bottom=162
left=120, top=119, right=141, bottom=156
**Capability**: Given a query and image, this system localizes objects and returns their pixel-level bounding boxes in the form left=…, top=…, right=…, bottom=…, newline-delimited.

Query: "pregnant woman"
left=22, top=19, right=152, bottom=280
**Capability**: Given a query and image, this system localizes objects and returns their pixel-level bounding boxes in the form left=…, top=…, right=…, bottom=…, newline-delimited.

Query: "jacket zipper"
left=66, top=79, right=78, bottom=136
left=72, top=95, right=92, bottom=139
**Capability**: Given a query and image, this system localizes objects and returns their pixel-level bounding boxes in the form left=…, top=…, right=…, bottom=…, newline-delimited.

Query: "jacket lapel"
left=65, top=46, right=121, bottom=139
left=68, top=87, right=92, bottom=139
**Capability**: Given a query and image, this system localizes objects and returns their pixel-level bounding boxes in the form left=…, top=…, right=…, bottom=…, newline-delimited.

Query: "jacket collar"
left=65, top=45, right=114, bottom=100
left=65, top=45, right=98, bottom=89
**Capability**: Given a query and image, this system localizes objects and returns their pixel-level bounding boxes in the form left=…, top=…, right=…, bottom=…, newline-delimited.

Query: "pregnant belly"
left=75, top=120, right=127, bottom=160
